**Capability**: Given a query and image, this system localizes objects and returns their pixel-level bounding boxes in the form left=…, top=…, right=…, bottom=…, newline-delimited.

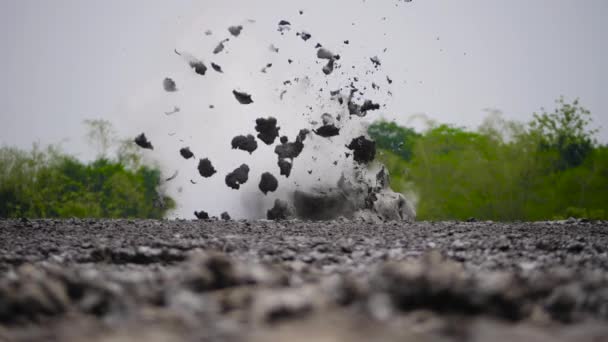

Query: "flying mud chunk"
left=134, top=133, right=153, bottom=150
left=228, top=25, right=243, bottom=37
left=213, top=39, right=229, bottom=54
left=163, top=78, right=177, bottom=92
left=275, top=140, right=304, bottom=160
left=297, top=31, right=312, bottom=41
left=278, top=20, right=291, bottom=34
left=198, top=158, right=217, bottom=178
left=314, top=113, right=340, bottom=137
left=316, top=48, right=339, bottom=75
left=259, top=172, right=278, bottom=195
left=221, top=212, right=231, bottom=220
left=370, top=56, right=381, bottom=68
left=347, top=136, right=376, bottom=164
left=165, top=170, right=178, bottom=182
left=194, top=210, right=209, bottom=220
left=314, top=124, right=340, bottom=137
left=255, top=117, right=280, bottom=145
left=232, top=90, right=253, bottom=104
left=231, top=134, right=258, bottom=154
left=225, top=164, right=250, bottom=190
left=277, top=159, right=292, bottom=177
left=211, top=62, right=223, bottom=73
left=361, top=100, right=380, bottom=113
left=180, top=147, right=194, bottom=159
left=189, top=60, right=207, bottom=76
left=267, top=199, right=294, bottom=220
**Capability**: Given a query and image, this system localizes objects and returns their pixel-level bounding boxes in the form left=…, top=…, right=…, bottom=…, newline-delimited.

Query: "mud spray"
left=125, top=1, right=417, bottom=221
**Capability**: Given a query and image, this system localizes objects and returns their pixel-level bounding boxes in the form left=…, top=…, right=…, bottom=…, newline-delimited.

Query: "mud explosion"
left=134, top=5, right=417, bottom=221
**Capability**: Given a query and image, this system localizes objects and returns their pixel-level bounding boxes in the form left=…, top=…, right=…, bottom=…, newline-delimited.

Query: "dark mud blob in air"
left=297, top=129, right=310, bottom=143
left=220, top=212, right=231, bottom=221
left=280, top=136, right=288, bottom=144
left=387, top=76, right=393, bottom=84
left=277, top=159, right=292, bottom=178
left=344, top=40, right=350, bottom=45
left=314, top=124, right=340, bottom=137
left=194, top=211, right=209, bottom=220
left=347, top=136, right=376, bottom=164
left=232, top=90, right=253, bottom=104
left=317, top=48, right=335, bottom=60
left=370, top=56, right=381, bottom=68
left=275, top=140, right=304, bottom=160
left=231, top=134, right=258, bottom=154
left=213, top=39, right=228, bottom=54
left=267, top=199, right=294, bottom=221
left=180, top=147, right=194, bottom=160
left=278, top=20, right=291, bottom=34
left=134, top=133, right=153, bottom=150
left=225, top=164, right=250, bottom=190
left=297, top=31, right=312, bottom=41
left=361, top=100, right=380, bottom=113
left=228, top=25, right=243, bottom=37
left=255, top=117, right=280, bottom=145
left=211, top=63, right=223, bottom=73
left=165, top=170, right=178, bottom=182
left=269, top=44, right=279, bottom=53
left=198, top=158, right=217, bottom=178
left=189, top=61, right=207, bottom=76
left=259, top=172, right=278, bottom=195
left=163, top=78, right=177, bottom=92
left=322, top=59, right=335, bottom=75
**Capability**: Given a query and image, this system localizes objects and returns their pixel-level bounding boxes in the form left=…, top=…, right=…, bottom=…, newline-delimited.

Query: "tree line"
left=369, top=97, right=607, bottom=221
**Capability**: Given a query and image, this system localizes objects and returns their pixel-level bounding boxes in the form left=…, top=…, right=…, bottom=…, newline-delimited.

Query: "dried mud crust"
left=1, top=219, right=608, bottom=341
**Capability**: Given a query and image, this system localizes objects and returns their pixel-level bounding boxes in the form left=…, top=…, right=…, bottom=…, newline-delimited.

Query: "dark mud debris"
left=134, top=133, right=153, bottom=150
left=255, top=117, right=280, bottom=145
left=231, top=134, right=258, bottom=154
left=228, top=25, right=243, bottom=37
left=277, top=159, right=292, bottom=177
left=275, top=140, right=304, bottom=160
left=179, top=147, right=194, bottom=160
left=220, top=212, right=231, bottom=221
left=164, top=106, right=180, bottom=115
left=225, top=164, right=250, bottom=190
left=360, top=100, right=380, bottom=113
left=267, top=199, right=294, bottom=220
left=197, top=158, right=217, bottom=178
left=165, top=170, right=179, bottom=182
left=297, top=31, right=312, bottom=41
left=194, top=210, right=209, bottom=220
left=189, top=60, right=207, bottom=76
left=163, top=77, right=177, bottom=92
left=314, top=124, right=340, bottom=137
left=278, top=20, right=291, bottom=34
left=211, top=62, right=223, bottom=73
left=347, top=136, right=376, bottom=164
left=259, top=172, right=279, bottom=195
left=232, top=90, right=254, bottom=104
left=213, top=39, right=228, bottom=54
left=370, top=56, right=381, bottom=68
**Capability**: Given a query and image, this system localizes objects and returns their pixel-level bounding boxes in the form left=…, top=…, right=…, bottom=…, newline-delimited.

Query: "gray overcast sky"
left=1, top=0, right=607, bottom=217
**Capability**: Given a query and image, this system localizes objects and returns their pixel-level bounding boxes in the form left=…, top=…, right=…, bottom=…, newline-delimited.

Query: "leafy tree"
left=368, top=120, right=421, bottom=161
left=0, top=121, right=174, bottom=219
left=530, top=97, right=597, bottom=170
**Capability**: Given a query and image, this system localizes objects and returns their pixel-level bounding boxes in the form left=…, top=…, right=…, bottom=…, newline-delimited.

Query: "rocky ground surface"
left=1, top=218, right=608, bottom=341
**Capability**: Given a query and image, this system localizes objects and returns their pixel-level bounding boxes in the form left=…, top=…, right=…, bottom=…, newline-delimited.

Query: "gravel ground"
left=1, top=218, right=608, bottom=341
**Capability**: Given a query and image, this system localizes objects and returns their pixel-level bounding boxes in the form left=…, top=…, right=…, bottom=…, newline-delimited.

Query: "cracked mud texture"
left=1, top=219, right=608, bottom=342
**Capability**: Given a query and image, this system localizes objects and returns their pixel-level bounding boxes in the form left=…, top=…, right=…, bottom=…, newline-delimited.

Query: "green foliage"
left=368, top=120, right=421, bottom=161
left=0, top=121, right=174, bottom=219
left=372, top=98, right=607, bottom=221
